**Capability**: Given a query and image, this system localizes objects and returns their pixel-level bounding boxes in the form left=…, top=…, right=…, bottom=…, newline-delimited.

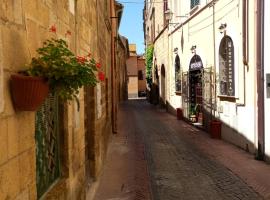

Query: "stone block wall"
left=0, top=0, right=122, bottom=199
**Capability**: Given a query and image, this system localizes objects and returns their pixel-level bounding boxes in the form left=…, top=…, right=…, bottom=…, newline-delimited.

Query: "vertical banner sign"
left=227, top=40, right=235, bottom=96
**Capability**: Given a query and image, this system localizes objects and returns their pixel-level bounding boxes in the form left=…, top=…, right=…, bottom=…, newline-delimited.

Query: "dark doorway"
left=161, top=64, right=166, bottom=106
left=189, top=55, right=203, bottom=122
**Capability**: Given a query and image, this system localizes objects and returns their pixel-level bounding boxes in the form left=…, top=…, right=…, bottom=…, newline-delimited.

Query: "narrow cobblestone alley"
left=132, top=100, right=264, bottom=200
left=93, top=99, right=270, bottom=200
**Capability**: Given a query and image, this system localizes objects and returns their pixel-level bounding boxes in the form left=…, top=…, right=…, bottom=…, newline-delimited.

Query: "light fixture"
left=190, top=45, right=196, bottom=54
left=164, top=9, right=173, bottom=21
left=164, top=9, right=180, bottom=27
left=219, top=23, right=227, bottom=34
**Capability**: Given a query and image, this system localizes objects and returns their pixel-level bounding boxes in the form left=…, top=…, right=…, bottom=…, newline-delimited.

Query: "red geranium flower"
left=87, top=52, right=92, bottom=57
left=96, top=62, right=101, bottom=68
left=76, top=56, right=86, bottom=64
left=49, top=25, right=56, bottom=33
left=98, top=71, right=105, bottom=81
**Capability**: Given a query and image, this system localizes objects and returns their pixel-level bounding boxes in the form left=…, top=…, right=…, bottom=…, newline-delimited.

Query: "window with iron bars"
left=191, top=0, right=200, bottom=9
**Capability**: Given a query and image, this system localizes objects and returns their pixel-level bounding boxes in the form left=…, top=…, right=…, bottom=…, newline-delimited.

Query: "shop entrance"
left=188, top=55, right=203, bottom=123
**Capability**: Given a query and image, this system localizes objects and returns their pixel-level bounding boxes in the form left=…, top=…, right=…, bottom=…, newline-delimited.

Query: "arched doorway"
left=161, top=64, right=166, bottom=106
left=189, top=55, right=203, bottom=121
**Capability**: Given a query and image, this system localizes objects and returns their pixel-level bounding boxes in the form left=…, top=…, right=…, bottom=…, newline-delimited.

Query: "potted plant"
left=10, top=73, right=49, bottom=111
left=10, top=26, right=104, bottom=111
left=189, top=105, right=197, bottom=122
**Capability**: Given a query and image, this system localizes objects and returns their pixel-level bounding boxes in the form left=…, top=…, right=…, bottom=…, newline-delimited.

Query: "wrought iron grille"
left=182, top=72, right=189, bottom=103
left=182, top=68, right=214, bottom=119
left=191, top=0, right=200, bottom=9
left=35, top=93, right=60, bottom=199
left=202, top=68, right=214, bottom=109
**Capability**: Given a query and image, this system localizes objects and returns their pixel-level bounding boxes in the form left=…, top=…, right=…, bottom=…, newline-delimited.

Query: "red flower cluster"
left=49, top=25, right=56, bottom=33
left=98, top=71, right=105, bottom=81
left=96, top=62, right=101, bottom=69
left=76, top=56, right=87, bottom=64
left=49, top=25, right=105, bottom=83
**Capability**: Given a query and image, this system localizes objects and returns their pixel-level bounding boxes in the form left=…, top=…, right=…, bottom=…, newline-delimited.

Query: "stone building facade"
left=127, top=44, right=146, bottom=98
left=117, top=36, right=129, bottom=102
left=0, top=0, right=128, bottom=199
left=137, top=55, right=147, bottom=96
left=144, top=0, right=270, bottom=163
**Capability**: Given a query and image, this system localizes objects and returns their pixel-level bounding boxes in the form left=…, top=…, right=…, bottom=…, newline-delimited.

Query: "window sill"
left=175, top=91, right=182, bottom=96
left=218, top=95, right=237, bottom=102
left=41, top=179, right=67, bottom=199
left=190, top=5, right=200, bottom=16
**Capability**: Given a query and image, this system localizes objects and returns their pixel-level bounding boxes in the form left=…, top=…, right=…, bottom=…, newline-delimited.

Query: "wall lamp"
left=219, top=23, right=227, bottom=34
left=164, top=9, right=188, bottom=27
left=190, top=45, right=196, bottom=54
left=164, top=9, right=180, bottom=27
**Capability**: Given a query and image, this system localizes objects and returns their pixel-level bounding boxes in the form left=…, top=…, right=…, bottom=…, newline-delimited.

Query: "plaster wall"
left=167, top=0, right=257, bottom=152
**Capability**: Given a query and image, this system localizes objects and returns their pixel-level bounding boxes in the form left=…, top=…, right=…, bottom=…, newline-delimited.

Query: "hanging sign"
left=189, top=55, right=203, bottom=71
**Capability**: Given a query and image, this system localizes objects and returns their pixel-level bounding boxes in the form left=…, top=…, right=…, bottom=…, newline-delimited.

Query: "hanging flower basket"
left=10, top=74, right=49, bottom=111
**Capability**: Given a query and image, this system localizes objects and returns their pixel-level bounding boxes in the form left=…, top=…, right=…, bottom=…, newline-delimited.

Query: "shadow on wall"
left=159, top=100, right=269, bottom=164
left=147, top=83, right=159, bottom=105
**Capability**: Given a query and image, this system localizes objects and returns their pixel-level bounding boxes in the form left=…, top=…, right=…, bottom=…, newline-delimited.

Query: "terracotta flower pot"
left=10, top=74, right=49, bottom=111
left=209, top=120, right=222, bottom=139
left=176, top=108, right=183, bottom=120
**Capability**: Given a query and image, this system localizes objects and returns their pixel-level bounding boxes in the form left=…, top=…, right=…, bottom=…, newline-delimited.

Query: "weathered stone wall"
left=137, top=57, right=146, bottom=93
left=117, top=36, right=128, bottom=102
left=0, top=0, right=119, bottom=199
left=127, top=56, right=139, bottom=98
left=85, top=0, right=114, bottom=181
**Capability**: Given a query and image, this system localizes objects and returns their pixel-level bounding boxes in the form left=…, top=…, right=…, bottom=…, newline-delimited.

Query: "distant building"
left=127, top=44, right=147, bottom=98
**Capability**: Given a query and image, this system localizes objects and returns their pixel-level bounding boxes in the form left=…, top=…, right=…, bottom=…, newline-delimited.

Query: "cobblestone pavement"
left=91, top=100, right=152, bottom=200
left=125, top=100, right=263, bottom=200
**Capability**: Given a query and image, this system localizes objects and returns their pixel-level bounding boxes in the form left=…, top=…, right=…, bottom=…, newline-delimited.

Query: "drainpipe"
left=212, top=0, right=217, bottom=120
left=255, top=0, right=265, bottom=160
left=236, top=0, right=248, bottom=109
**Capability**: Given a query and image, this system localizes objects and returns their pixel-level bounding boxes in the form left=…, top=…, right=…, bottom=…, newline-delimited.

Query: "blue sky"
left=119, top=0, right=145, bottom=54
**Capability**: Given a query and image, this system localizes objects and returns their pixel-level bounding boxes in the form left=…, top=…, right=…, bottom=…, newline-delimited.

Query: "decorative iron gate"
left=202, top=67, right=215, bottom=128
left=35, top=93, right=60, bottom=199
left=182, top=67, right=214, bottom=124
left=182, top=71, right=189, bottom=118
left=202, top=67, right=214, bottom=111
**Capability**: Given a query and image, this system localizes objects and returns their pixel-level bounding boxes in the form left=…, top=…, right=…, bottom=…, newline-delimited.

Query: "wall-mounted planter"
left=209, top=120, right=222, bottom=139
left=10, top=74, right=49, bottom=111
